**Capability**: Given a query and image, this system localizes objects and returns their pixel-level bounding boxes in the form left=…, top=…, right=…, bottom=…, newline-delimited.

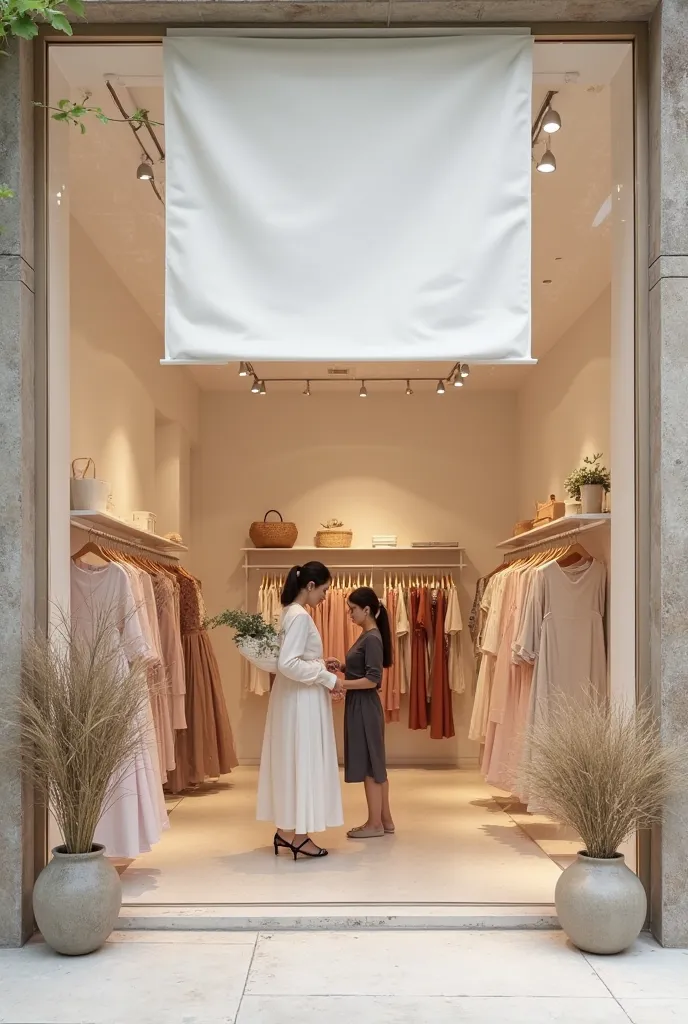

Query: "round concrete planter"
left=555, top=852, right=646, bottom=955
left=33, top=844, right=122, bottom=956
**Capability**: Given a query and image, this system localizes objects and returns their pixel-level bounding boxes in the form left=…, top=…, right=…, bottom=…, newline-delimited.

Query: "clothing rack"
left=501, top=520, right=609, bottom=558
left=71, top=520, right=181, bottom=563
left=242, top=550, right=465, bottom=611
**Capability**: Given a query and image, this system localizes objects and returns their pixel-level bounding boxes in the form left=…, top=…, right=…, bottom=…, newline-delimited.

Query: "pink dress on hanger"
left=71, top=561, right=169, bottom=859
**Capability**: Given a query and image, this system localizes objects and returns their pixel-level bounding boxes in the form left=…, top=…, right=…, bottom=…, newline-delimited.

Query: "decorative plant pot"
left=315, top=529, right=353, bottom=548
left=555, top=852, right=646, bottom=955
left=580, top=484, right=604, bottom=515
left=33, top=844, right=122, bottom=956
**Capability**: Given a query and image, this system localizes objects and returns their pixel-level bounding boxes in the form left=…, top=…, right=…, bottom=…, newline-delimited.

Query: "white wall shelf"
left=240, top=546, right=462, bottom=553
left=496, top=514, right=611, bottom=552
left=71, top=510, right=188, bottom=555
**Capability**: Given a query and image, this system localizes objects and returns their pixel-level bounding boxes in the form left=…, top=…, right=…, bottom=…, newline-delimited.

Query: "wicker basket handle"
left=71, top=457, right=96, bottom=480
left=264, top=510, right=284, bottom=523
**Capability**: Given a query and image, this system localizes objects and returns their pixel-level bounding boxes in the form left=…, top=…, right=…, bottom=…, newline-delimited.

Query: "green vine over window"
left=1, top=0, right=83, bottom=47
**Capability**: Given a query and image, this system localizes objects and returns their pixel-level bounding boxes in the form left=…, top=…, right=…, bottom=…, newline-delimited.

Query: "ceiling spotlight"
left=436, top=380, right=446, bottom=395
left=543, top=108, right=561, bottom=133
left=136, top=162, right=154, bottom=181
left=405, top=380, right=414, bottom=396
left=251, top=377, right=260, bottom=393
left=453, top=377, right=464, bottom=388
left=359, top=381, right=368, bottom=399
left=238, top=362, right=250, bottom=377
left=303, top=380, right=311, bottom=396
left=460, top=364, right=470, bottom=378
left=258, top=380, right=267, bottom=395
left=537, top=149, right=557, bottom=174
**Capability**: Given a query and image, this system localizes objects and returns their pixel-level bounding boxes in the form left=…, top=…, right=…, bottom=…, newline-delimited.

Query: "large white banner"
left=164, top=34, right=532, bottom=364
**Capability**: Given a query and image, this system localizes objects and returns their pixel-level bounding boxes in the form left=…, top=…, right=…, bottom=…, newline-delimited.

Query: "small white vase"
left=555, top=852, right=646, bottom=955
left=580, top=484, right=604, bottom=514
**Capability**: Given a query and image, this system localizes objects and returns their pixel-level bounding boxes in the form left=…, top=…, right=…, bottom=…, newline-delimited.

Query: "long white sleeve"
left=278, top=612, right=337, bottom=689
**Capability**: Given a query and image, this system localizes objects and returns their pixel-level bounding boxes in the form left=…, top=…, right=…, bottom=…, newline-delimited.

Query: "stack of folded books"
left=372, top=535, right=397, bottom=548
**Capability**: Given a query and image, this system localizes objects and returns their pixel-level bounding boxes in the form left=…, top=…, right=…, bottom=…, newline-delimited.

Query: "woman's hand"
left=325, top=657, right=343, bottom=673
left=331, top=678, right=345, bottom=703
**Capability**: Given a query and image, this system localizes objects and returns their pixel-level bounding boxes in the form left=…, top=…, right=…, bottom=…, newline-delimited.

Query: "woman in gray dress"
left=326, top=587, right=394, bottom=839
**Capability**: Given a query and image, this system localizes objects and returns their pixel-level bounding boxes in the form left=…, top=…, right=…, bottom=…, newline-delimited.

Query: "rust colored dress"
left=429, top=589, right=455, bottom=740
left=166, top=573, right=238, bottom=793
left=409, top=588, right=429, bottom=730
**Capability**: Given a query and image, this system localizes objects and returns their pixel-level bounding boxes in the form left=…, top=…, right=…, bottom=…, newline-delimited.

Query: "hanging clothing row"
left=468, top=540, right=607, bottom=801
left=249, top=572, right=465, bottom=741
left=70, top=536, right=238, bottom=858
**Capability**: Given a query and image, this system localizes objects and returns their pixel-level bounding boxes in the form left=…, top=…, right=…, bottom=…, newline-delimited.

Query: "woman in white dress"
left=256, top=562, right=344, bottom=859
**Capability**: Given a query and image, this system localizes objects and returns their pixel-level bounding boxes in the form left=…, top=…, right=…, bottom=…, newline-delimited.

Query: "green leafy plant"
left=0, top=0, right=83, bottom=49
left=565, top=453, right=611, bottom=501
left=205, top=609, right=280, bottom=657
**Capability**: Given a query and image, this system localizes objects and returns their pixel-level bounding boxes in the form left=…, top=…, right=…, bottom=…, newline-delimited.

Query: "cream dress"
left=256, top=604, right=343, bottom=834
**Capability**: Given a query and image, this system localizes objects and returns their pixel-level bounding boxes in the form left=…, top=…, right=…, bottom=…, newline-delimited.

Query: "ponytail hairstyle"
left=281, top=560, right=332, bottom=607
left=348, top=586, right=393, bottom=669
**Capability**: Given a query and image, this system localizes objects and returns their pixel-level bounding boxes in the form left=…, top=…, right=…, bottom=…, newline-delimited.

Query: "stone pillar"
left=0, top=40, right=37, bottom=948
left=648, top=0, right=688, bottom=949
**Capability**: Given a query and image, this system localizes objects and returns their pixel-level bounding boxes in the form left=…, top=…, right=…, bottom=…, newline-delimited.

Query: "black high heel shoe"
left=273, top=832, right=293, bottom=855
left=291, top=837, right=328, bottom=860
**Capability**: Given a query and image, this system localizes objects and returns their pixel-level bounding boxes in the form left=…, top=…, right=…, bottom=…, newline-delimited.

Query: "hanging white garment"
left=248, top=580, right=272, bottom=697
left=70, top=561, right=169, bottom=859
left=256, top=604, right=343, bottom=834
left=445, top=584, right=466, bottom=695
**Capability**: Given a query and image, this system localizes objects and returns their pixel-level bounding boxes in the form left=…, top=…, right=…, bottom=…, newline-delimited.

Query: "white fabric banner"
left=163, top=34, right=532, bottom=364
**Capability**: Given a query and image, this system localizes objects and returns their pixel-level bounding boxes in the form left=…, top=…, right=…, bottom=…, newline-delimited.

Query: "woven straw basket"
left=315, top=528, right=353, bottom=549
left=249, top=510, right=298, bottom=549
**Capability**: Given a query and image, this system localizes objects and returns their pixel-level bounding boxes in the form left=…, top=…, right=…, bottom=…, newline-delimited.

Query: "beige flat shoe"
left=347, top=826, right=385, bottom=839
left=384, top=826, right=395, bottom=834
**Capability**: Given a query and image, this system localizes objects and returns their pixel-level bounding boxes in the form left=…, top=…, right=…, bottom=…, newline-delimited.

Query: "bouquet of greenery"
left=565, top=453, right=611, bottom=501
left=205, top=609, right=280, bottom=673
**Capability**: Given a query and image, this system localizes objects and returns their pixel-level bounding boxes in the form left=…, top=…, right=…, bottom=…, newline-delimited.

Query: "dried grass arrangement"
left=9, top=607, right=150, bottom=854
left=519, top=695, right=688, bottom=859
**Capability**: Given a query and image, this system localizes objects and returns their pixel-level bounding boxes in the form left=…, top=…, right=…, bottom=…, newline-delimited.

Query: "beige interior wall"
left=193, top=390, right=520, bottom=766
left=517, top=286, right=612, bottom=523
left=69, top=218, right=199, bottom=544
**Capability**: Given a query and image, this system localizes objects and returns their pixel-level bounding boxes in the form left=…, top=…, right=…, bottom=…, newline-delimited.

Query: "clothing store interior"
left=48, top=36, right=637, bottom=916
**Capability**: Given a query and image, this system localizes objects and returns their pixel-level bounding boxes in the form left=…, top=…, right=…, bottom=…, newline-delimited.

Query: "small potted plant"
left=315, top=518, right=353, bottom=548
left=206, top=609, right=280, bottom=673
left=519, top=695, right=687, bottom=955
left=565, top=453, right=611, bottom=514
left=7, top=610, right=151, bottom=956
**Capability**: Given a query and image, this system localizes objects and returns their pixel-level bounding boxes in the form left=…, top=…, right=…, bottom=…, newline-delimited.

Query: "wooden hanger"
left=71, top=536, right=110, bottom=564
left=557, top=541, right=592, bottom=567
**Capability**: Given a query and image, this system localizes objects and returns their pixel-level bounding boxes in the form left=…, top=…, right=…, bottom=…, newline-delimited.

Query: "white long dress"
left=71, top=561, right=169, bottom=859
left=256, top=604, right=343, bottom=834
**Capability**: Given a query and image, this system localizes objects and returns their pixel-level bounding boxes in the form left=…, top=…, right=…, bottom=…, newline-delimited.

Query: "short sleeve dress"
left=344, top=628, right=387, bottom=784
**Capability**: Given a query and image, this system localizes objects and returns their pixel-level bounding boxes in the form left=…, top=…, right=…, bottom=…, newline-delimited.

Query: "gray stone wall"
left=0, top=40, right=37, bottom=948
left=648, top=0, right=688, bottom=950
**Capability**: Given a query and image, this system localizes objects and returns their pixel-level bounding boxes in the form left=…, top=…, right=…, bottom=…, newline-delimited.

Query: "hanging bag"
left=70, top=458, right=111, bottom=513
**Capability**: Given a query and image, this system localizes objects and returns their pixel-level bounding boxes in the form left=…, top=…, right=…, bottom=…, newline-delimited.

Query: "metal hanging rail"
left=71, top=520, right=182, bottom=562
left=501, top=520, right=609, bottom=558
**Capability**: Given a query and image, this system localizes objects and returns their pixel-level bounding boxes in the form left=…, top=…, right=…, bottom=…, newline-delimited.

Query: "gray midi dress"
left=344, top=628, right=387, bottom=784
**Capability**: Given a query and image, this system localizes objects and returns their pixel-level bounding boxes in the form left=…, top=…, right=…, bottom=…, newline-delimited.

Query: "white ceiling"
left=51, top=39, right=626, bottom=394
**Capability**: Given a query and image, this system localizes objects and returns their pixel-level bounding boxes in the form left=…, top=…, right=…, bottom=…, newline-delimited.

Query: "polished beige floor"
left=119, top=768, right=579, bottom=906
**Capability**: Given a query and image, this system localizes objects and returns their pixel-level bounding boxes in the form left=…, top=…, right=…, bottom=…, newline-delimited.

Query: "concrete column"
left=648, top=0, right=688, bottom=949
left=0, top=40, right=36, bottom=947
